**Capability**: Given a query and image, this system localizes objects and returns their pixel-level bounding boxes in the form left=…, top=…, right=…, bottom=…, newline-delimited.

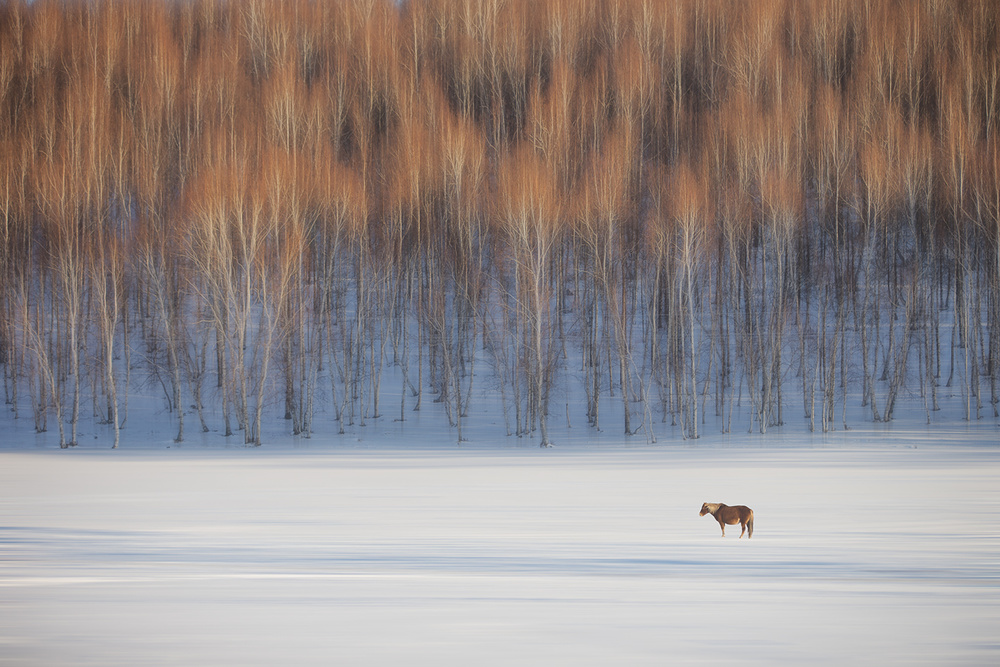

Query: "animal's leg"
left=718, top=519, right=725, bottom=537
left=739, top=521, right=746, bottom=538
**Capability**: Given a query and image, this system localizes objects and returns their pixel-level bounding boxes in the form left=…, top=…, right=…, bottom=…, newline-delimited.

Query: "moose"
left=699, top=502, right=754, bottom=538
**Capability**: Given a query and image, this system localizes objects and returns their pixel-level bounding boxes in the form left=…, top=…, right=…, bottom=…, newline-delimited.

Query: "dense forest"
left=1, top=0, right=999, bottom=447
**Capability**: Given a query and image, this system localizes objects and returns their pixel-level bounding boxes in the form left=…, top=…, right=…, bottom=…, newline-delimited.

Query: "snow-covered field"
left=2, top=342, right=999, bottom=665
left=2, top=428, right=998, bottom=666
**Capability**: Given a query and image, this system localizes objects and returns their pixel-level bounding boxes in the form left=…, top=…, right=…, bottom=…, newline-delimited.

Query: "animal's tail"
left=747, top=512, right=754, bottom=538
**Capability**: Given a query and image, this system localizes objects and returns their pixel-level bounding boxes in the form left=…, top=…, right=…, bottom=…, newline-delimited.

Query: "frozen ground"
left=2, top=358, right=999, bottom=664
left=1, top=433, right=998, bottom=666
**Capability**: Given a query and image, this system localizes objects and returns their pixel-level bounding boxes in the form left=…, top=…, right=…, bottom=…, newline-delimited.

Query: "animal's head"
left=699, top=503, right=710, bottom=516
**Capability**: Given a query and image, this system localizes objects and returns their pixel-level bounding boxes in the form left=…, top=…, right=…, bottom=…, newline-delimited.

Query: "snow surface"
left=2, top=433, right=999, bottom=665
left=2, top=340, right=1000, bottom=664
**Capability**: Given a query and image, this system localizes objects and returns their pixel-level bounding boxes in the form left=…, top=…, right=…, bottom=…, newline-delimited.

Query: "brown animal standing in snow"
left=700, top=502, right=754, bottom=538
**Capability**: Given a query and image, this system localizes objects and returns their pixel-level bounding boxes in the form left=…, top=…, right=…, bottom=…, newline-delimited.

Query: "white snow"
left=1, top=431, right=998, bottom=665
left=2, top=327, right=999, bottom=664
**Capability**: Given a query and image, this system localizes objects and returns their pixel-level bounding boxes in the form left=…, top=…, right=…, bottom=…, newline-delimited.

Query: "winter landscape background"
left=3, top=0, right=1000, bottom=448
left=2, top=0, right=1000, bottom=664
